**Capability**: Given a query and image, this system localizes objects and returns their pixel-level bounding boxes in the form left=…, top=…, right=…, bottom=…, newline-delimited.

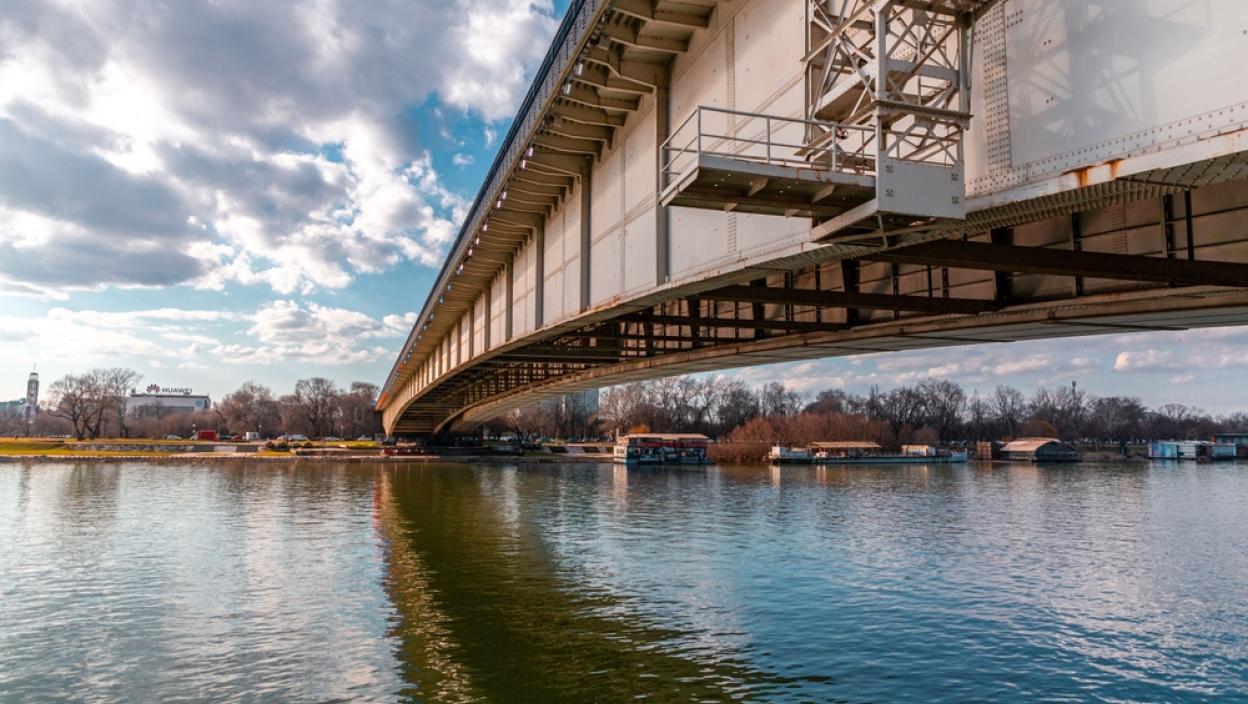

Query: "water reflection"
left=377, top=464, right=793, bottom=702
left=1, top=461, right=1246, bottom=702
left=375, top=461, right=1248, bottom=702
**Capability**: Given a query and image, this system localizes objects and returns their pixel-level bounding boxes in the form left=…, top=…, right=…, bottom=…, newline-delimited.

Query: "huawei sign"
left=145, top=384, right=193, bottom=395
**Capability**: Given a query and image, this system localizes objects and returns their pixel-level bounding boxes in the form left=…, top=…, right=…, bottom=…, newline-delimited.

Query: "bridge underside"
left=388, top=173, right=1248, bottom=436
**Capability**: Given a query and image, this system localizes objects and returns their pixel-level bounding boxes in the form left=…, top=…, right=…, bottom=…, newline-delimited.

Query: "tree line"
left=511, top=376, right=1246, bottom=445
left=2, top=368, right=381, bottom=440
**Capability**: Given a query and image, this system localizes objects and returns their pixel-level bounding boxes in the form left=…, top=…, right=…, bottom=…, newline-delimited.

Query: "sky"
left=1, top=0, right=1247, bottom=414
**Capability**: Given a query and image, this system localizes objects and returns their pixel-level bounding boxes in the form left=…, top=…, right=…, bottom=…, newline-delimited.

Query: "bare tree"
left=336, top=382, right=381, bottom=438
left=292, top=378, right=340, bottom=438
left=47, top=374, right=99, bottom=440
left=916, top=378, right=964, bottom=440
left=991, top=385, right=1026, bottom=439
left=759, top=382, right=801, bottom=418
left=716, top=380, right=760, bottom=433
left=100, top=368, right=141, bottom=437
left=218, top=381, right=282, bottom=436
left=1089, top=396, right=1145, bottom=442
left=965, top=392, right=992, bottom=440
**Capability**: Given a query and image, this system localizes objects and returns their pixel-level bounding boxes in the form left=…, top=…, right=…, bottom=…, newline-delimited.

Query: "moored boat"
left=613, top=433, right=711, bottom=465
left=770, top=441, right=969, bottom=465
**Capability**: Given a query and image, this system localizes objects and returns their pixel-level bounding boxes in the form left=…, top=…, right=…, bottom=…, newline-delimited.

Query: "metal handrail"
left=660, top=106, right=876, bottom=194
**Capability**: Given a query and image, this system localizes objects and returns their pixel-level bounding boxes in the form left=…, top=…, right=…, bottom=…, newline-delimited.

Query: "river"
left=1, top=460, right=1246, bottom=702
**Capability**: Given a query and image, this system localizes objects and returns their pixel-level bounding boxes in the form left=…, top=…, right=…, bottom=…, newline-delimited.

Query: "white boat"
left=768, top=446, right=813, bottom=463
left=767, top=441, right=970, bottom=465
left=613, top=434, right=711, bottom=465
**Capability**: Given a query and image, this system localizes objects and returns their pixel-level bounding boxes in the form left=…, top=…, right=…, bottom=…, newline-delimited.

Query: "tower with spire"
left=25, top=366, right=38, bottom=424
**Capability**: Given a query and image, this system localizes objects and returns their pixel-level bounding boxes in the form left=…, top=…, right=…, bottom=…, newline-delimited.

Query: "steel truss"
left=805, top=0, right=982, bottom=240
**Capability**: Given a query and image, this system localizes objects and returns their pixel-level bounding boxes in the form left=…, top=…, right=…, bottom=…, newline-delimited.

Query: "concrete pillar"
left=505, top=254, right=514, bottom=342
left=580, top=165, right=592, bottom=312
left=534, top=223, right=545, bottom=328
left=483, top=290, right=492, bottom=350
left=655, top=85, right=670, bottom=286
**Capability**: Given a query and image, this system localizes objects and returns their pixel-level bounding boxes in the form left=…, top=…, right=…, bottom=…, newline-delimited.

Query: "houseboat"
left=999, top=438, right=1078, bottom=462
left=768, top=446, right=814, bottom=463
left=1148, top=440, right=1237, bottom=461
left=769, top=441, right=968, bottom=465
left=613, top=433, right=711, bottom=465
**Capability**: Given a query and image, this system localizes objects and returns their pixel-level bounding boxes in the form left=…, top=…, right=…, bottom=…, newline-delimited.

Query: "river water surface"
left=2, top=460, right=1246, bottom=702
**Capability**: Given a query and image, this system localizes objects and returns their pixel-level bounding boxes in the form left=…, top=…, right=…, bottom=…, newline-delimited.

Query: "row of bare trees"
left=18, top=369, right=382, bottom=440
left=36, top=368, right=141, bottom=441
left=542, top=376, right=1248, bottom=444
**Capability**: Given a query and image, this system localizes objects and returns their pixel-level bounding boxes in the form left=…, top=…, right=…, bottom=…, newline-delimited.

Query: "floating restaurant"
left=769, top=442, right=968, bottom=465
left=613, top=434, right=710, bottom=465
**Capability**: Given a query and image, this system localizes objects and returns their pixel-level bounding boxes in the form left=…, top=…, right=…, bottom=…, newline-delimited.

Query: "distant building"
left=25, top=370, right=38, bottom=422
left=1000, top=438, right=1078, bottom=462
left=0, top=399, right=26, bottom=418
left=126, top=383, right=211, bottom=417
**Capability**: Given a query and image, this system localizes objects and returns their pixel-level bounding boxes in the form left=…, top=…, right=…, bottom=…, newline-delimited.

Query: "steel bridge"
left=377, top=0, right=1248, bottom=436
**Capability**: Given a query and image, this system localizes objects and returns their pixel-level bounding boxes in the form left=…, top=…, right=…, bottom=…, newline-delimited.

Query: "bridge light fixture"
left=520, top=159, right=527, bottom=170
left=483, top=221, right=489, bottom=232
left=496, top=199, right=503, bottom=209
left=574, top=61, right=584, bottom=77
left=526, top=145, right=534, bottom=158
left=501, top=189, right=508, bottom=200
left=562, top=81, right=572, bottom=95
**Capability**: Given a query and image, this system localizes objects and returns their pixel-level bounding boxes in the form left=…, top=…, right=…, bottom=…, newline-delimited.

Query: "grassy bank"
left=0, top=438, right=380, bottom=458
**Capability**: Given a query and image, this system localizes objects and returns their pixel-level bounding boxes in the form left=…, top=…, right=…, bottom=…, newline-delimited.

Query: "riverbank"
left=0, top=439, right=1161, bottom=465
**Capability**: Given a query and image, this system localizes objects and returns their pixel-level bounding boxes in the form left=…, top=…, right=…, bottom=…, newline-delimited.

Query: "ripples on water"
left=1, top=461, right=1246, bottom=702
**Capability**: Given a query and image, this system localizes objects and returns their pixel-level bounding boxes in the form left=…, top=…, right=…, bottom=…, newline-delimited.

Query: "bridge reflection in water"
left=374, top=466, right=795, bottom=702
left=373, top=461, right=1248, bottom=703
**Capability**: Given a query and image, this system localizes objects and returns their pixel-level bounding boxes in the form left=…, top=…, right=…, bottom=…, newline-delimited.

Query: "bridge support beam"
left=627, top=313, right=846, bottom=334
left=655, top=83, right=670, bottom=285
left=580, top=162, right=592, bottom=312
left=868, top=239, right=1248, bottom=288
left=505, top=255, right=514, bottom=342
left=698, top=285, right=1000, bottom=314
left=534, top=222, right=545, bottom=328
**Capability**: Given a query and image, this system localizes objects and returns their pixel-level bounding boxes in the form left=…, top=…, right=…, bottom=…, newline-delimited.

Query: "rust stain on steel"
left=1065, top=159, right=1123, bottom=188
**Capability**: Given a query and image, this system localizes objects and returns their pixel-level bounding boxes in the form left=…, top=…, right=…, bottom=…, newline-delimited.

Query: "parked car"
left=356, top=436, right=372, bottom=441
left=284, top=434, right=309, bottom=442
left=323, top=436, right=341, bottom=442
left=164, top=434, right=182, bottom=440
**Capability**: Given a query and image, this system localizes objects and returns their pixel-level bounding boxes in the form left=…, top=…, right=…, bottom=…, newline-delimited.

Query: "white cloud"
left=0, top=301, right=415, bottom=372
left=0, top=0, right=559, bottom=296
left=992, top=355, right=1054, bottom=376
left=1114, top=349, right=1177, bottom=372
left=452, top=153, right=474, bottom=167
